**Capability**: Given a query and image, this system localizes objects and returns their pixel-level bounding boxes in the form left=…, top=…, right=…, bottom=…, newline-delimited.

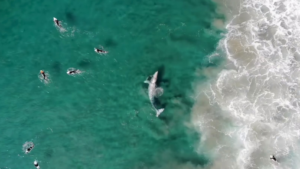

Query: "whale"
left=144, top=71, right=164, bottom=117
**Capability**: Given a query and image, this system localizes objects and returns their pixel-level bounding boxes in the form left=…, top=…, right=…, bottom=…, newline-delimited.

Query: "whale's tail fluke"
left=156, top=108, right=164, bottom=117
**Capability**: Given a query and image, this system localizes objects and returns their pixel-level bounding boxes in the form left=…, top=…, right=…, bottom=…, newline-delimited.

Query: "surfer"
left=94, top=48, right=108, bottom=54
left=25, top=144, right=34, bottom=154
left=53, top=17, right=62, bottom=27
left=40, top=70, right=46, bottom=80
left=67, top=69, right=80, bottom=75
left=270, top=155, right=277, bottom=162
left=34, top=160, right=40, bottom=169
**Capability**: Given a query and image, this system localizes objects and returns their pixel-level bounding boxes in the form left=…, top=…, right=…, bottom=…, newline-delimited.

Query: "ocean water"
left=193, top=0, right=300, bottom=168
left=0, top=0, right=223, bottom=168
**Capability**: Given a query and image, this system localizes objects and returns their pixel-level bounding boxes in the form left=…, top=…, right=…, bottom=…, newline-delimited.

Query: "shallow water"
left=0, top=0, right=223, bottom=168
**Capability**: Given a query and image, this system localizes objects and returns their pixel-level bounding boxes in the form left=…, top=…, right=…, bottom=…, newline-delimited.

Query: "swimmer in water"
left=34, top=160, right=40, bottom=169
left=94, top=48, right=108, bottom=54
left=41, top=70, right=47, bottom=80
left=25, top=144, right=34, bottom=154
left=53, top=17, right=62, bottom=27
left=40, top=70, right=46, bottom=80
left=270, top=155, right=277, bottom=162
left=67, top=69, right=80, bottom=75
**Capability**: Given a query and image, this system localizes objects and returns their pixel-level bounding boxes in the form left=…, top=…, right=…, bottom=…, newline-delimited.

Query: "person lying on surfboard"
left=94, top=48, right=108, bottom=54
left=53, top=17, right=62, bottom=27
left=40, top=70, right=46, bottom=80
left=25, top=144, right=34, bottom=154
left=67, top=68, right=81, bottom=75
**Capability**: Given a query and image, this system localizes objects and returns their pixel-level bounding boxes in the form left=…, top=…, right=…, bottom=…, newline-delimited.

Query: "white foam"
left=193, top=0, right=300, bottom=168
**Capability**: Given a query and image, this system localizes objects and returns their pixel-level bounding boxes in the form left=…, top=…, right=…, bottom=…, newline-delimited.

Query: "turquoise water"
left=0, top=0, right=223, bottom=168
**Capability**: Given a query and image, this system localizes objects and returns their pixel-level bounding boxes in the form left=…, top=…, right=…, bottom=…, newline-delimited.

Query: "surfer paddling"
left=53, top=17, right=62, bottom=27
left=144, top=71, right=164, bottom=117
left=94, top=48, right=108, bottom=54
left=67, top=68, right=81, bottom=75
left=270, top=155, right=277, bottom=162
left=25, top=143, right=34, bottom=154
left=40, top=70, right=46, bottom=80
left=34, top=160, right=40, bottom=169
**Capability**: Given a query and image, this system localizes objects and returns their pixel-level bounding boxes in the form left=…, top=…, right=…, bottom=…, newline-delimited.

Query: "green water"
left=0, top=0, right=223, bottom=168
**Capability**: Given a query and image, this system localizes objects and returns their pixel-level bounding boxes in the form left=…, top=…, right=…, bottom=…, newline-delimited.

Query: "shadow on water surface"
left=104, top=38, right=118, bottom=47
left=44, top=148, right=53, bottom=158
left=77, top=59, right=91, bottom=68
left=51, top=61, right=61, bottom=75
left=157, top=65, right=171, bottom=88
left=156, top=65, right=165, bottom=86
left=65, top=12, right=76, bottom=24
left=169, top=33, right=198, bottom=45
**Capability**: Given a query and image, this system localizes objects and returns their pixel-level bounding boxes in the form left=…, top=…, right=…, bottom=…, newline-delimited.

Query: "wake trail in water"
left=193, top=0, right=300, bottom=168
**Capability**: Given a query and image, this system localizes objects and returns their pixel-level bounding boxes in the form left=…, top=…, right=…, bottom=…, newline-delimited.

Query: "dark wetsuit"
left=26, top=145, right=34, bottom=153
left=270, top=155, right=277, bottom=161
left=96, top=48, right=106, bottom=53
left=68, top=70, right=77, bottom=74
left=41, top=73, right=46, bottom=79
left=34, top=163, right=39, bottom=167
left=55, top=20, right=61, bottom=27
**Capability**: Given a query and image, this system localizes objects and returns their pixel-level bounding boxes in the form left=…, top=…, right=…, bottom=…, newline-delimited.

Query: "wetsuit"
left=55, top=20, right=61, bottom=27
left=41, top=73, right=46, bottom=79
left=68, top=70, right=77, bottom=74
left=34, top=161, right=40, bottom=169
left=96, top=48, right=106, bottom=53
left=270, top=155, right=277, bottom=161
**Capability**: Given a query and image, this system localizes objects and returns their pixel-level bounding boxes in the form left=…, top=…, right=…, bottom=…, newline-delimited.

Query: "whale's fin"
left=144, top=75, right=154, bottom=84
left=156, top=108, right=164, bottom=117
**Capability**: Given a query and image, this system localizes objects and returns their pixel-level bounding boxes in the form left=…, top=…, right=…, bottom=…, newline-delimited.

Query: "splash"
left=193, top=0, right=300, bottom=168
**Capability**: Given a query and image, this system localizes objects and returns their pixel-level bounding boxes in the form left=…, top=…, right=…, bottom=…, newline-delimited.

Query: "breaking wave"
left=193, top=0, right=300, bottom=168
